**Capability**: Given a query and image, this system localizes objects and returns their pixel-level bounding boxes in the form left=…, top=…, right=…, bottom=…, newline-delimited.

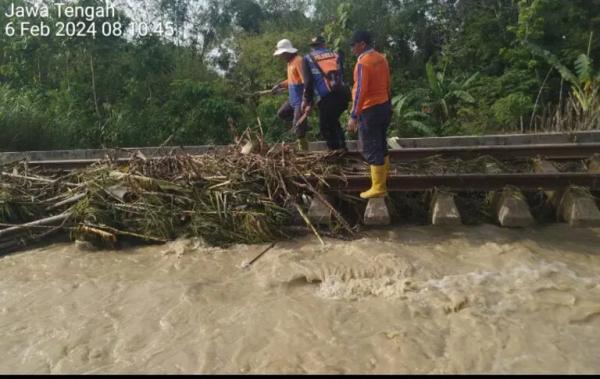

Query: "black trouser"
left=317, top=89, right=350, bottom=150
left=358, top=101, right=391, bottom=165
left=277, top=101, right=309, bottom=138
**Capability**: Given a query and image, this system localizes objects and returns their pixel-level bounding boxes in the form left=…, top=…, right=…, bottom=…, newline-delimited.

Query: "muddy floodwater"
left=1, top=225, right=600, bottom=374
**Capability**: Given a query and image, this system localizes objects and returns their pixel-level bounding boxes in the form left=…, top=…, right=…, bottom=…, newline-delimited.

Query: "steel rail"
left=317, top=173, right=600, bottom=192
left=16, top=143, right=600, bottom=170
left=381, top=143, right=600, bottom=161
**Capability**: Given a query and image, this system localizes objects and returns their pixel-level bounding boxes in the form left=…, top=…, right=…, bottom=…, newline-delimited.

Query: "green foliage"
left=1, top=0, right=599, bottom=152
left=409, top=61, right=479, bottom=134
left=391, top=94, right=434, bottom=137
left=323, top=2, right=352, bottom=52
left=526, top=39, right=600, bottom=111
left=492, top=93, right=533, bottom=129
left=575, top=54, right=593, bottom=84
left=0, top=85, right=55, bottom=150
left=254, top=95, right=291, bottom=143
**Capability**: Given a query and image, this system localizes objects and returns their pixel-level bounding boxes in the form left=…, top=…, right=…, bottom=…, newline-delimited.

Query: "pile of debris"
left=1, top=129, right=541, bottom=254
left=1, top=138, right=355, bottom=254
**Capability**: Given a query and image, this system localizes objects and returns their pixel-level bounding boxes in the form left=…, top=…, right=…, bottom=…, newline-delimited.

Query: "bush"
left=0, top=85, right=55, bottom=151
left=491, top=93, right=533, bottom=130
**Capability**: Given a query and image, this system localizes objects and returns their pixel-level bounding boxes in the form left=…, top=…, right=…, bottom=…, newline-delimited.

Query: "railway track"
left=6, top=142, right=600, bottom=171
left=2, top=133, right=600, bottom=256
left=3, top=130, right=600, bottom=165
left=4, top=138, right=600, bottom=195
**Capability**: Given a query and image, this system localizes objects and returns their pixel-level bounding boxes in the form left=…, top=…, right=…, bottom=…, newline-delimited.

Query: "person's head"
left=349, top=31, right=372, bottom=57
left=309, top=35, right=326, bottom=50
left=273, top=39, right=298, bottom=62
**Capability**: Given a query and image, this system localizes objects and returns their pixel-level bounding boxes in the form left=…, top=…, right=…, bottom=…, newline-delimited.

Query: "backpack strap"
left=307, top=53, right=323, bottom=74
left=308, top=53, right=334, bottom=91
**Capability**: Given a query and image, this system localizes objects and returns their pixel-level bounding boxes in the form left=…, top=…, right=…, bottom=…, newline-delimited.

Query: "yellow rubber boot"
left=297, top=137, right=309, bottom=151
left=360, top=164, right=388, bottom=199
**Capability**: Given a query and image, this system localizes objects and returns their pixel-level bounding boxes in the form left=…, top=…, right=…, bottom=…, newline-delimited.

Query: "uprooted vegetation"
left=1, top=136, right=358, bottom=253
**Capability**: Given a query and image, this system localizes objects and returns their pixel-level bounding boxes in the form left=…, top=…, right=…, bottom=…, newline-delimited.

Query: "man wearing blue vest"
left=301, top=36, right=351, bottom=151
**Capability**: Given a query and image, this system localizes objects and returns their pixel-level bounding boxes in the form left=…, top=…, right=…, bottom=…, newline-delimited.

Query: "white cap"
left=273, top=39, right=298, bottom=56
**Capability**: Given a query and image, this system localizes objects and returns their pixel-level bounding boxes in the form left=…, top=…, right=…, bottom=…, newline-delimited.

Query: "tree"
left=391, top=94, right=434, bottom=137
left=420, top=61, right=479, bottom=129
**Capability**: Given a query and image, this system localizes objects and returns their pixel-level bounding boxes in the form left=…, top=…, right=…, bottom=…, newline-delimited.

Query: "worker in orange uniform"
left=346, top=31, right=392, bottom=199
left=271, top=39, right=310, bottom=151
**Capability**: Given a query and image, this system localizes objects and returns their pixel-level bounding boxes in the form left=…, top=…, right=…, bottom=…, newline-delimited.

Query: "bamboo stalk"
left=0, top=213, right=72, bottom=238
left=1, top=172, right=80, bottom=188
left=2, top=171, right=56, bottom=184
left=241, top=242, right=276, bottom=269
left=46, top=193, right=86, bottom=211
left=83, top=224, right=168, bottom=243
left=294, top=203, right=325, bottom=246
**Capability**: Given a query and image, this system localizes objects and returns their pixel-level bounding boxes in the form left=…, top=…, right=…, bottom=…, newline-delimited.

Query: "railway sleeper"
left=309, top=189, right=598, bottom=229
left=587, top=154, right=600, bottom=173
left=364, top=198, right=392, bottom=226
left=492, top=187, right=535, bottom=228
left=484, top=161, right=534, bottom=228
left=307, top=195, right=333, bottom=226
left=534, top=159, right=600, bottom=228
left=429, top=190, right=462, bottom=226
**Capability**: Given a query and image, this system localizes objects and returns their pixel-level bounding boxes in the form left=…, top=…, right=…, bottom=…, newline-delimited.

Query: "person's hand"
left=271, top=84, right=281, bottom=94
left=301, top=101, right=312, bottom=115
left=347, top=117, right=358, bottom=134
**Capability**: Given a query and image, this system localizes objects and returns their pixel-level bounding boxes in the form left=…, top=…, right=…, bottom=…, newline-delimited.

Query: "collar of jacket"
left=358, top=48, right=374, bottom=61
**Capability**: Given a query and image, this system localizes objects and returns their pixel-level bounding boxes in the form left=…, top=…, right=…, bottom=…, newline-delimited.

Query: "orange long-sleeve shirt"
left=350, top=49, right=391, bottom=119
left=278, top=55, right=305, bottom=108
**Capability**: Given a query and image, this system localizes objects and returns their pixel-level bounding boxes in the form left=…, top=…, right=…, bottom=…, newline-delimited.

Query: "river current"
left=1, top=225, right=599, bottom=373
